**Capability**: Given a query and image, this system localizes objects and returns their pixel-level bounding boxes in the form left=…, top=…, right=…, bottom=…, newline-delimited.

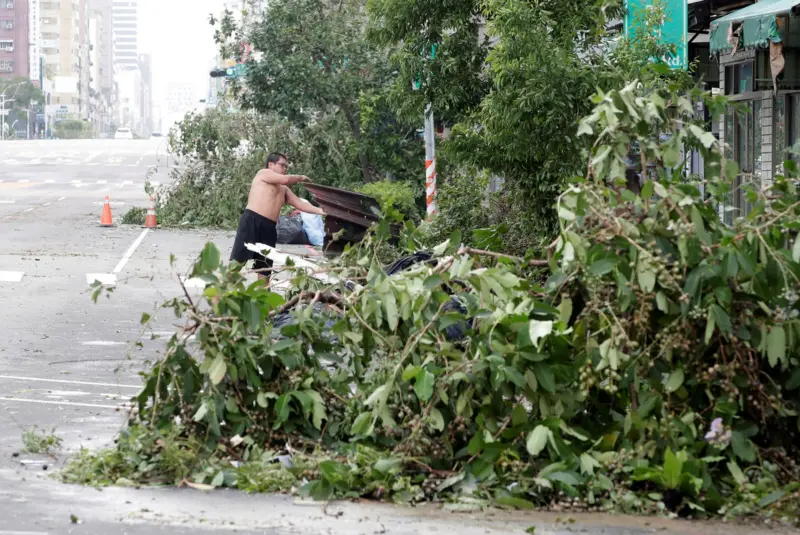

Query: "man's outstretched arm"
left=257, top=168, right=311, bottom=186
left=285, top=187, right=325, bottom=216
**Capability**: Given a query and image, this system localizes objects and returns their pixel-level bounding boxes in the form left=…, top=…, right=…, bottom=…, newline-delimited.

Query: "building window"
left=0, top=59, right=12, bottom=72
left=0, top=39, right=12, bottom=51
left=723, top=101, right=763, bottom=223
left=1, top=20, right=13, bottom=30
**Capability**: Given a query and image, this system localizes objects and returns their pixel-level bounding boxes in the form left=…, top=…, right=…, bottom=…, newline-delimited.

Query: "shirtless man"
left=230, top=152, right=325, bottom=283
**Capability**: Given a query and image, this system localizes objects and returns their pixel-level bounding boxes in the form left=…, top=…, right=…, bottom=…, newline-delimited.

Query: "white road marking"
left=81, top=341, right=125, bottom=346
left=17, top=179, right=29, bottom=183
left=42, top=202, right=51, bottom=206
left=58, top=196, right=66, bottom=201
left=70, top=180, right=81, bottom=184
left=0, top=397, right=126, bottom=410
left=0, top=200, right=14, bottom=204
left=23, top=208, right=33, bottom=213
left=93, top=201, right=125, bottom=206
left=97, top=180, right=108, bottom=184
left=0, top=530, right=51, bottom=535
left=0, top=375, right=139, bottom=389
left=0, top=271, right=24, bottom=282
left=113, top=229, right=149, bottom=274
left=86, top=273, right=117, bottom=286
left=44, top=179, right=55, bottom=183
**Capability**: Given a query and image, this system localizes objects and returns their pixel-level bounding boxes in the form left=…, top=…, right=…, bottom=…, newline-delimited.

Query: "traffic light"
left=209, top=68, right=228, bottom=78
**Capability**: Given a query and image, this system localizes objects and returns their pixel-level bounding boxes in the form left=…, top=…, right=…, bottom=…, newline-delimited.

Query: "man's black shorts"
left=230, top=209, right=277, bottom=275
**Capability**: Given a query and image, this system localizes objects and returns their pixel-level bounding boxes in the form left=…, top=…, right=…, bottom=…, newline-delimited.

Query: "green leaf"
left=350, top=412, right=373, bottom=436
left=705, top=307, right=716, bottom=344
left=414, top=370, right=435, bottom=402
left=767, top=326, right=786, bottom=367
left=429, top=407, right=445, bottom=432
left=384, top=290, right=399, bottom=331
left=547, top=471, right=580, bottom=486
left=653, top=181, right=669, bottom=198
left=140, top=313, right=151, bottom=325
left=374, top=458, right=402, bottom=474
left=731, top=431, right=757, bottom=463
left=727, top=461, right=747, bottom=485
left=528, top=320, right=553, bottom=349
left=193, top=403, right=208, bottom=422
left=636, top=262, right=656, bottom=293
left=365, top=384, right=390, bottom=407
left=198, top=243, right=221, bottom=273
left=402, top=365, right=421, bottom=382
left=664, top=369, right=684, bottom=393
left=793, top=234, right=800, bottom=262
left=558, top=206, right=576, bottom=221
left=558, top=298, right=573, bottom=324
left=256, top=392, right=268, bottom=408
left=495, top=496, right=535, bottom=510
left=656, top=291, right=668, bottom=313
left=758, top=490, right=786, bottom=508
left=589, top=258, right=616, bottom=276
left=208, top=356, right=227, bottom=385
left=580, top=453, right=601, bottom=475
left=243, top=300, right=261, bottom=331
left=711, top=305, right=732, bottom=335
left=526, top=425, right=552, bottom=457
left=690, top=206, right=710, bottom=244
left=663, top=448, right=685, bottom=490
left=534, top=364, right=556, bottom=393
left=274, top=394, right=291, bottom=423
left=786, top=368, right=800, bottom=391
left=641, top=180, right=654, bottom=199
left=524, top=369, right=538, bottom=392
left=210, top=471, right=224, bottom=487
left=306, top=390, right=326, bottom=430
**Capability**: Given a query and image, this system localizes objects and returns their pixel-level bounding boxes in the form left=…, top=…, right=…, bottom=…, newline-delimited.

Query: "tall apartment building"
left=111, top=0, right=136, bottom=71
left=40, top=0, right=85, bottom=116
left=88, top=0, right=113, bottom=133
left=0, top=0, right=30, bottom=79
left=28, top=0, right=40, bottom=81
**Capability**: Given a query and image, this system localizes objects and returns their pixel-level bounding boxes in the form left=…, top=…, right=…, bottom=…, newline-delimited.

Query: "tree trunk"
left=340, top=100, right=374, bottom=183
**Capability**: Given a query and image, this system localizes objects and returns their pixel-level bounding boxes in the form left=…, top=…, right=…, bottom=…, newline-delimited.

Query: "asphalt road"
left=0, top=140, right=794, bottom=535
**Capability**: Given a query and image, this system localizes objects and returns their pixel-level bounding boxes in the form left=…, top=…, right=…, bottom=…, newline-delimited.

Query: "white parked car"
left=115, top=127, right=133, bottom=140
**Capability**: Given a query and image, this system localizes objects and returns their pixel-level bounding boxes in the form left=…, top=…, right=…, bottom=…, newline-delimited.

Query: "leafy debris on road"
left=61, top=84, right=800, bottom=526
left=21, top=426, right=62, bottom=456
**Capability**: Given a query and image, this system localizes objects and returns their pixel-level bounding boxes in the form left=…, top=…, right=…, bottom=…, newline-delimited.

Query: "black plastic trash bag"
left=276, top=215, right=310, bottom=245
left=384, top=252, right=433, bottom=275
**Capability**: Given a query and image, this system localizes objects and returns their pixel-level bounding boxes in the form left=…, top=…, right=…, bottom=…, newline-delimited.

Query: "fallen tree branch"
left=457, top=247, right=548, bottom=267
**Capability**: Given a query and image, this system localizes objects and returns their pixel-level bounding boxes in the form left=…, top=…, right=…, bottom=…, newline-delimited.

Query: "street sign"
left=624, top=0, right=688, bottom=70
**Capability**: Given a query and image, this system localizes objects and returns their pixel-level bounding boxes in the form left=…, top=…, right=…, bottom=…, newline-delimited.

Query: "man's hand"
left=288, top=175, right=311, bottom=185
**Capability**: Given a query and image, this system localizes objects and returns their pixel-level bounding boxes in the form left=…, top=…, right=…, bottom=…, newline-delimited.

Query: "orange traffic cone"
left=143, top=196, right=157, bottom=228
left=100, top=196, right=113, bottom=227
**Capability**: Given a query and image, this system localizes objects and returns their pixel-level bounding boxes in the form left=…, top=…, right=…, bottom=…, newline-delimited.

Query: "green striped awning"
left=710, top=0, right=799, bottom=55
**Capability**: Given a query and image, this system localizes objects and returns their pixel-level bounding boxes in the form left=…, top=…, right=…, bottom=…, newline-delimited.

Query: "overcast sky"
left=138, top=0, right=224, bottom=107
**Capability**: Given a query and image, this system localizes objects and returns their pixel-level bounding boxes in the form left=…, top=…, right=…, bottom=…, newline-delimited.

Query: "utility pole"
left=413, top=44, right=438, bottom=218
left=424, top=103, right=437, bottom=217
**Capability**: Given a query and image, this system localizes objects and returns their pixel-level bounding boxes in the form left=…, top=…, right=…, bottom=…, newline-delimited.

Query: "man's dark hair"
left=266, top=152, right=287, bottom=168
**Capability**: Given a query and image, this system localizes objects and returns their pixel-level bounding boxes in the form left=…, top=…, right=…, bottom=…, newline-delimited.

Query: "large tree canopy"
left=214, top=0, right=420, bottom=184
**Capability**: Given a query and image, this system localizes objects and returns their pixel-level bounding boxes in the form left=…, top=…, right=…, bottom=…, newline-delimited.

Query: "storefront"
left=710, top=0, right=800, bottom=221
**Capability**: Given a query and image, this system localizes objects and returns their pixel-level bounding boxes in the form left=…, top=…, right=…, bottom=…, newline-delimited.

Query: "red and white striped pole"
left=424, top=102, right=437, bottom=217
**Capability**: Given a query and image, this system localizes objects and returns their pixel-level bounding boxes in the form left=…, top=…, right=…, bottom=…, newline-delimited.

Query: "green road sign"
left=624, top=0, right=688, bottom=70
